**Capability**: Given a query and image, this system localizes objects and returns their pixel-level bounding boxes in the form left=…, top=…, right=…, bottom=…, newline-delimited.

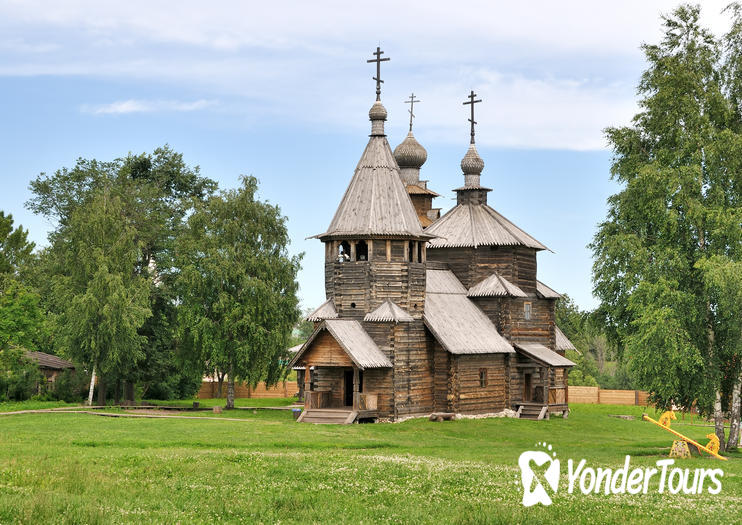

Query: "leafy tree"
left=176, top=176, right=302, bottom=409
left=0, top=212, right=34, bottom=277
left=51, top=187, right=152, bottom=404
left=0, top=346, right=42, bottom=401
left=591, top=4, right=742, bottom=450
left=27, top=146, right=217, bottom=402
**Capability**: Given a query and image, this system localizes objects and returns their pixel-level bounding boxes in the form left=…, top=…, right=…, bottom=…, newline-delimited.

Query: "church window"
left=338, top=241, right=350, bottom=262
left=408, top=241, right=414, bottom=262
left=524, top=302, right=532, bottom=320
left=357, top=240, right=368, bottom=261
left=417, top=242, right=422, bottom=262
left=479, top=369, right=488, bottom=388
left=351, top=302, right=356, bottom=309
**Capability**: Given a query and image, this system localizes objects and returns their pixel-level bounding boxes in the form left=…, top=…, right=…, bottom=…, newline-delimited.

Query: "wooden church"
left=289, top=48, right=575, bottom=423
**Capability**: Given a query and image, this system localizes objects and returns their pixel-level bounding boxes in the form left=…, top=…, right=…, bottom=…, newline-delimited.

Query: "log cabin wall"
left=471, top=246, right=517, bottom=286
left=431, top=337, right=451, bottom=412
left=363, top=368, right=394, bottom=417
left=324, top=243, right=426, bottom=321
left=426, top=247, right=477, bottom=288
left=452, top=354, right=508, bottom=414
left=509, top=297, right=554, bottom=347
left=363, top=322, right=395, bottom=418
left=393, top=321, right=435, bottom=418
left=512, top=246, right=537, bottom=294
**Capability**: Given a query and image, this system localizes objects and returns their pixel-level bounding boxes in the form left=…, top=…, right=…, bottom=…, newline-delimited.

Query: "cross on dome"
left=367, top=46, right=390, bottom=101
left=405, top=92, right=420, bottom=132
left=463, top=90, right=482, bottom=144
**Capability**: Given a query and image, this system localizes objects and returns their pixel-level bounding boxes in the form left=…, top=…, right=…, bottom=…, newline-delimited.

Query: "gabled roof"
left=287, top=343, right=303, bottom=354
left=468, top=272, right=527, bottom=298
left=25, top=351, right=75, bottom=370
left=364, top=300, right=414, bottom=322
left=406, top=184, right=440, bottom=196
left=425, top=203, right=547, bottom=250
left=555, top=326, right=576, bottom=352
left=315, top=135, right=432, bottom=240
left=288, top=319, right=392, bottom=370
left=536, top=280, right=562, bottom=299
left=514, top=342, right=576, bottom=367
left=305, top=299, right=338, bottom=322
left=424, top=270, right=514, bottom=355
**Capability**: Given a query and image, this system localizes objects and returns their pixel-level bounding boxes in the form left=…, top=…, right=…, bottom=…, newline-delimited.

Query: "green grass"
left=0, top=403, right=739, bottom=524
left=0, top=400, right=80, bottom=412
left=144, top=397, right=299, bottom=408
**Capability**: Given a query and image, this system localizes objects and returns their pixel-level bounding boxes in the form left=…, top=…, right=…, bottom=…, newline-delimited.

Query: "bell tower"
left=313, top=48, right=433, bottom=321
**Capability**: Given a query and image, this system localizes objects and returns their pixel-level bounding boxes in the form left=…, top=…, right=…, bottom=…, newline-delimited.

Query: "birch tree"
left=591, top=4, right=742, bottom=450
left=176, top=176, right=301, bottom=409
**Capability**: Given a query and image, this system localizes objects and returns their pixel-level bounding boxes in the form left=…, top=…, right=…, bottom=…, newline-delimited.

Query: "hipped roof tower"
left=316, top=47, right=431, bottom=241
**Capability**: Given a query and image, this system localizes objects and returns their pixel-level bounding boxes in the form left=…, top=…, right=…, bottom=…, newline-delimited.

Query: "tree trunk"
left=217, top=370, right=225, bottom=398
left=114, top=378, right=121, bottom=406
left=97, top=377, right=106, bottom=406
left=714, top=390, right=726, bottom=452
left=87, top=363, right=96, bottom=406
left=125, top=381, right=135, bottom=405
left=728, top=370, right=741, bottom=451
left=226, top=363, right=235, bottom=409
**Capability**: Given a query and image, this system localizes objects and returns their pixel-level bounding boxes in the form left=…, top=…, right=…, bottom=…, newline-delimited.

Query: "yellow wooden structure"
left=642, top=414, right=727, bottom=461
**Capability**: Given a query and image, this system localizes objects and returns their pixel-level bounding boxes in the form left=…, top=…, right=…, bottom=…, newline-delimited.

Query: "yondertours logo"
left=517, top=443, right=724, bottom=507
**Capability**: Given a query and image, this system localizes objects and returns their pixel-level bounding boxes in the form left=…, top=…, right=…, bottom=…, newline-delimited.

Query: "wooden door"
left=524, top=373, right=532, bottom=402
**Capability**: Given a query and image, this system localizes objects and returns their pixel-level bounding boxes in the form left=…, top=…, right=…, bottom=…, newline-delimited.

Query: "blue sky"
left=0, top=1, right=732, bottom=311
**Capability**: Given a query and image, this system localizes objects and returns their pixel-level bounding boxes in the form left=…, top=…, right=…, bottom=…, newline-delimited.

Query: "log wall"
left=452, top=354, right=508, bottom=414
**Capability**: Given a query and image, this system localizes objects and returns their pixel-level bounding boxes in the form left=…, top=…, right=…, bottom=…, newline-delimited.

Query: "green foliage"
left=0, top=280, right=43, bottom=352
left=1, top=404, right=740, bottom=523
left=591, top=4, right=742, bottom=413
left=0, top=212, right=34, bottom=278
left=0, top=347, right=42, bottom=401
left=27, top=146, right=217, bottom=396
left=52, top=187, right=152, bottom=376
left=51, top=369, right=90, bottom=403
left=176, top=176, right=302, bottom=408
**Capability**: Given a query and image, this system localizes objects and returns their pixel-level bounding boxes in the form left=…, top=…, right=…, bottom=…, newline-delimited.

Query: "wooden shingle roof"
left=468, top=272, right=527, bottom=298
left=536, top=280, right=562, bottom=299
left=555, top=326, right=576, bottom=351
left=289, top=319, right=392, bottom=370
left=25, top=351, right=75, bottom=370
left=425, top=203, right=547, bottom=250
left=305, top=299, right=338, bottom=322
left=364, top=300, right=414, bottom=322
left=514, top=342, right=576, bottom=367
left=424, top=270, right=514, bottom=355
left=316, top=133, right=432, bottom=240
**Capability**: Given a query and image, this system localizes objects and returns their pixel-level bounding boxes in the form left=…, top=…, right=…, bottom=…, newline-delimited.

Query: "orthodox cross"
left=405, top=93, right=420, bottom=132
left=463, top=90, right=482, bottom=144
left=367, top=46, right=390, bottom=101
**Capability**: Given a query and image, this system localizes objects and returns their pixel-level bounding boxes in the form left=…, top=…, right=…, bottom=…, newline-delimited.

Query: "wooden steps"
left=297, top=409, right=357, bottom=424
left=516, top=404, right=549, bottom=420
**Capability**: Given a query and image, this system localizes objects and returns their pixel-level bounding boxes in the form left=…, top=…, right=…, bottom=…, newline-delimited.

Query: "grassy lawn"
left=0, top=403, right=739, bottom=524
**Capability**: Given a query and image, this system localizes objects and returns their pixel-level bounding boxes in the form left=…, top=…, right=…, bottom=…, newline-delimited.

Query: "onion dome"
left=461, top=144, right=484, bottom=176
left=393, top=132, right=428, bottom=169
left=369, top=101, right=387, bottom=135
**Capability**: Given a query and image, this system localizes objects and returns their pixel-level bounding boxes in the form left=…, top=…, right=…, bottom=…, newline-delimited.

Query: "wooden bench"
left=429, top=412, right=456, bottom=422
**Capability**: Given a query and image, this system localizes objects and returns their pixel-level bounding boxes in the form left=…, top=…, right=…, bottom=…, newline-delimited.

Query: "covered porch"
left=512, top=342, right=576, bottom=420
left=288, top=318, right=392, bottom=423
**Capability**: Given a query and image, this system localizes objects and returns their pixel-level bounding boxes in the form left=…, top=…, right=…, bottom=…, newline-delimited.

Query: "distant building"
left=25, top=351, right=75, bottom=383
left=290, top=50, right=575, bottom=423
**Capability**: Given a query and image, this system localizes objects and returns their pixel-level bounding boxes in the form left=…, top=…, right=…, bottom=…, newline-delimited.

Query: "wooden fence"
left=568, top=386, right=650, bottom=406
left=197, top=380, right=299, bottom=399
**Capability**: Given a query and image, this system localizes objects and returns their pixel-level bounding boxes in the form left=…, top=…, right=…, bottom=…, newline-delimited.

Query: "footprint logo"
left=518, top=442, right=560, bottom=507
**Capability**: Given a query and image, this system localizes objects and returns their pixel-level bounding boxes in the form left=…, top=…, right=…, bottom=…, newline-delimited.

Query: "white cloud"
left=0, top=0, right=734, bottom=149
left=82, top=98, right=217, bottom=115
